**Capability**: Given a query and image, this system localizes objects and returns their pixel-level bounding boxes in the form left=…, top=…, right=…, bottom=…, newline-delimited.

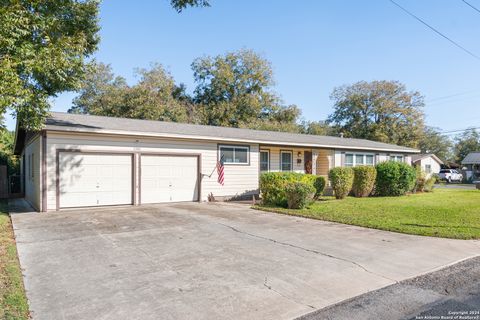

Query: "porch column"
left=312, top=149, right=318, bottom=175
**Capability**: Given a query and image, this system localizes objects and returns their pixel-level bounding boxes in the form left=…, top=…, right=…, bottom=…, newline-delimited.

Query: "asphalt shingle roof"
left=44, top=112, right=419, bottom=153
left=462, top=152, right=480, bottom=164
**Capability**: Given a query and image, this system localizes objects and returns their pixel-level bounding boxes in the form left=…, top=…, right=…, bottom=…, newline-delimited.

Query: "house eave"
left=45, top=127, right=421, bottom=154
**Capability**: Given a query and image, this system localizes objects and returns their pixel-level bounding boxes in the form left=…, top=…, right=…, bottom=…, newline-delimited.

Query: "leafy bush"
left=375, top=161, right=416, bottom=196
left=414, top=166, right=426, bottom=192
left=284, top=181, right=315, bottom=209
left=352, top=166, right=377, bottom=197
left=328, top=167, right=354, bottom=199
left=313, top=176, right=326, bottom=199
left=259, top=172, right=318, bottom=207
left=423, top=177, right=436, bottom=192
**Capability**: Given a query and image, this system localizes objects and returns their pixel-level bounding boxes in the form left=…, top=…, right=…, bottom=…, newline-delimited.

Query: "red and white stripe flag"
left=217, top=156, right=225, bottom=186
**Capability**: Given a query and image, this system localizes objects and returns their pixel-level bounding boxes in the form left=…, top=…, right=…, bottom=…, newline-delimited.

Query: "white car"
left=438, top=169, right=463, bottom=183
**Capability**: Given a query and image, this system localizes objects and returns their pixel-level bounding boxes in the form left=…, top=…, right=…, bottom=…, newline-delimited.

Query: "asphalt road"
left=298, top=256, right=480, bottom=320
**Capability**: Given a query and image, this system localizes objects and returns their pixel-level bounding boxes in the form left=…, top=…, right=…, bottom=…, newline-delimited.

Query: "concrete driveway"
left=11, top=201, right=480, bottom=320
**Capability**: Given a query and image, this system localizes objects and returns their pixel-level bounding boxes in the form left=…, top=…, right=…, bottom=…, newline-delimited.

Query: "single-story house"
left=411, top=154, right=443, bottom=178
left=14, top=112, right=419, bottom=212
left=461, top=152, right=480, bottom=181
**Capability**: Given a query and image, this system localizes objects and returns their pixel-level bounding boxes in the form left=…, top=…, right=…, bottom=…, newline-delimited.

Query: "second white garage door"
left=140, top=155, right=199, bottom=204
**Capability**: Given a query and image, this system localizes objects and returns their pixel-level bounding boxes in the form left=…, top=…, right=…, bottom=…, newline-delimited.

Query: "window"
left=390, top=155, right=404, bottom=162
left=425, top=164, right=432, bottom=174
left=280, top=151, right=292, bottom=171
left=366, top=155, right=374, bottom=165
left=344, top=153, right=375, bottom=167
left=260, top=150, right=270, bottom=172
left=345, top=154, right=354, bottom=167
left=219, top=145, right=249, bottom=164
left=31, top=154, right=34, bottom=179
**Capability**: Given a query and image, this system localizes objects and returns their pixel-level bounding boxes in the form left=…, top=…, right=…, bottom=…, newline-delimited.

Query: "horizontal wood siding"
left=315, top=149, right=332, bottom=176
left=46, top=132, right=259, bottom=210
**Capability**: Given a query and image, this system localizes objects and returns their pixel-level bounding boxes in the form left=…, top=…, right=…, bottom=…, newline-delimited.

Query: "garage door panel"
left=59, top=153, right=133, bottom=208
left=141, top=155, right=198, bottom=204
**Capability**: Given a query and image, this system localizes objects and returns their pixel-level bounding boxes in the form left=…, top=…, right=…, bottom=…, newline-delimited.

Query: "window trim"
left=425, top=164, right=432, bottom=174
left=344, top=152, right=375, bottom=167
left=260, top=149, right=270, bottom=172
left=280, top=150, right=293, bottom=172
left=217, top=144, right=250, bottom=166
left=389, top=154, right=404, bottom=162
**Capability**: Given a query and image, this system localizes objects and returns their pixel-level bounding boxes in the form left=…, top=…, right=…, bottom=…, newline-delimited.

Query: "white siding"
left=419, top=157, right=442, bottom=178
left=24, top=135, right=42, bottom=210
left=46, top=132, right=259, bottom=210
left=263, top=146, right=309, bottom=173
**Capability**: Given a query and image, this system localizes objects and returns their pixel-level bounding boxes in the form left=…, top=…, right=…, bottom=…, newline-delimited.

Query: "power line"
left=462, top=0, right=480, bottom=14
left=389, top=0, right=480, bottom=61
left=440, top=126, right=480, bottom=134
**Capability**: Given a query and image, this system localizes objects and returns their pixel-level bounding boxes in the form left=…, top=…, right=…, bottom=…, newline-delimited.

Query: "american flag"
left=217, top=156, right=225, bottom=186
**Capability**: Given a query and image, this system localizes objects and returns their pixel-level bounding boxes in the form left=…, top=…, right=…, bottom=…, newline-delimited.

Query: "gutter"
left=45, top=127, right=421, bottom=154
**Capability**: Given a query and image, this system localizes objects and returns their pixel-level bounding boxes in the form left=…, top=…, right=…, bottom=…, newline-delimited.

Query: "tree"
left=301, top=120, right=335, bottom=136
left=0, top=0, right=100, bottom=130
left=69, top=62, right=196, bottom=123
left=192, top=49, right=300, bottom=130
left=0, top=129, right=18, bottom=174
left=327, top=81, right=425, bottom=148
left=453, top=129, right=480, bottom=163
left=418, top=127, right=453, bottom=161
left=170, top=0, right=210, bottom=12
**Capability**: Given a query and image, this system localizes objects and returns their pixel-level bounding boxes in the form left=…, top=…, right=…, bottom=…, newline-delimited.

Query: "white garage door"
left=59, top=153, right=133, bottom=208
left=141, top=155, right=198, bottom=204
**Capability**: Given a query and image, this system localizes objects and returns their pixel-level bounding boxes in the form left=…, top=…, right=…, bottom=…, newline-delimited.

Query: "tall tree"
left=301, top=120, right=335, bottom=136
left=192, top=49, right=300, bottom=130
left=453, top=129, right=480, bottom=163
left=69, top=62, right=196, bottom=123
left=0, top=0, right=100, bottom=130
left=327, top=80, right=425, bottom=148
left=418, top=127, right=453, bottom=161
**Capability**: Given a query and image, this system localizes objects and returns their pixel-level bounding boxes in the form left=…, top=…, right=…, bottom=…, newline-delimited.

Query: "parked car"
left=438, top=169, right=463, bottom=183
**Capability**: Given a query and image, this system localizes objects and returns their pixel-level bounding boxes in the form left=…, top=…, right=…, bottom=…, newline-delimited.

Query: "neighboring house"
left=411, top=154, right=443, bottom=178
left=14, top=112, right=419, bottom=212
left=461, top=152, right=480, bottom=181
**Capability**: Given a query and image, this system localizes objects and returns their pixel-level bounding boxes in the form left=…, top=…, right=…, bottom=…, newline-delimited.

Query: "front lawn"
left=256, top=188, right=480, bottom=239
left=0, top=200, right=29, bottom=320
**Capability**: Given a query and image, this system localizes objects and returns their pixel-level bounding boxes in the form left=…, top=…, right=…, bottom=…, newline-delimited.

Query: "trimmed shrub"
left=424, top=176, right=436, bottom=192
left=284, top=181, right=315, bottom=209
left=352, top=166, right=377, bottom=197
left=313, top=176, right=326, bottom=199
left=328, top=167, right=354, bottom=199
left=259, top=172, right=318, bottom=207
left=375, top=161, right=416, bottom=196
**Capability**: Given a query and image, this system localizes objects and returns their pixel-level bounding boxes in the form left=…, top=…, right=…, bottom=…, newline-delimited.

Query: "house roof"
left=462, top=152, right=480, bottom=164
left=411, top=154, right=444, bottom=165
left=15, top=112, right=421, bottom=154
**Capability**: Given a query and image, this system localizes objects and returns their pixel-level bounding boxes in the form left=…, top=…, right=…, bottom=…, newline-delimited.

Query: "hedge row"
left=259, top=172, right=326, bottom=208
left=328, top=161, right=417, bottom=198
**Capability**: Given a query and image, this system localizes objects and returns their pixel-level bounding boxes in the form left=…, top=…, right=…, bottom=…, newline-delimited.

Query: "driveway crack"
left=218, top=222, right=398, bottom=283
left=264, top=276, right=316, bottom=310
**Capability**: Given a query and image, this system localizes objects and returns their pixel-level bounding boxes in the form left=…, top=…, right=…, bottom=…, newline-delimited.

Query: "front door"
left=304, top=151, right=312, bottom=174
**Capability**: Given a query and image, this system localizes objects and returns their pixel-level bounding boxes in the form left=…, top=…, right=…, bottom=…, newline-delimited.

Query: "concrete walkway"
left=10, top=201, right=480, bottom=320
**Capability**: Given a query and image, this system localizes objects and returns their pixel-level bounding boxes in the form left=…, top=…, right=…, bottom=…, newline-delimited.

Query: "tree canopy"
left=192, top=49, right=300, bottom=130
left=327, top=81, right=425, bottom=148
left=170, top=0, right=210, bottom=12
left=418, top=127, right=453, bottom=161
left=0, top=0, right=100, bottom=130
left=69, top=62, right=196, bottom=123
left=453, top=129, right=480, bottom=163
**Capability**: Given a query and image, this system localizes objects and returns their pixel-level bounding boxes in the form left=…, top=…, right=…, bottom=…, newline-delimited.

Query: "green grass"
left=0, top=200, right=29, bottom=320
left=255, top=189, right=480, bottom=239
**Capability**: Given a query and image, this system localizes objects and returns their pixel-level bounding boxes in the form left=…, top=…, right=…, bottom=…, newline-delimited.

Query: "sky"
left=6, top=0, right=480, bottom=134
